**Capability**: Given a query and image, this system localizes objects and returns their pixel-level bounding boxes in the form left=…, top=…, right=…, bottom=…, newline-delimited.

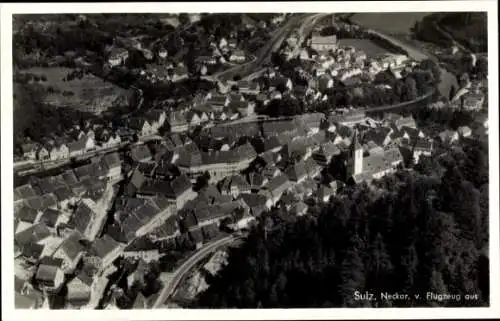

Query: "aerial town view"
left=11, top=11, right=490, bottom=309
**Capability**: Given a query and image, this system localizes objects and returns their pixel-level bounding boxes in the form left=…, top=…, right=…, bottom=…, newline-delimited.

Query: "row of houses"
left=19, top=124, right=124, bottom=162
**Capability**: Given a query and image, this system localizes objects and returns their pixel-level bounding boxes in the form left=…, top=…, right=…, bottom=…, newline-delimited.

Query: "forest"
left=412, top=13, right=487, bottom=53
left=192, top=137, right=489, bottom=308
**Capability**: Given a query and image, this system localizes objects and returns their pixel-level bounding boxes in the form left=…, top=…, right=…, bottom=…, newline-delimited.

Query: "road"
left=152, top=234, right=241, bottom=308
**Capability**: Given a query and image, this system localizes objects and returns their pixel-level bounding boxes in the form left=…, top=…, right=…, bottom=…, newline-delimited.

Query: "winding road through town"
left=152, top=234, right=242, bottom=308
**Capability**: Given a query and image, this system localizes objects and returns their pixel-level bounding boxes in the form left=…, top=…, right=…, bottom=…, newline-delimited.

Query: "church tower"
left=347, top=129, right=363, bottom=178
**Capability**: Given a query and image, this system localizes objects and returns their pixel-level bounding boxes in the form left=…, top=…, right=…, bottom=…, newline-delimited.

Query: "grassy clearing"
left=18, top=67, right=133, bottom=113
left=350, top=12, right=432, bottom=35
left=337, top=38, right=391, bottom=57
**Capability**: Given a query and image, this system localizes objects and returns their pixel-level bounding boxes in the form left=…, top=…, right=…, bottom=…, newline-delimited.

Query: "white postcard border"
left=1, top=1, right=498, bottom=320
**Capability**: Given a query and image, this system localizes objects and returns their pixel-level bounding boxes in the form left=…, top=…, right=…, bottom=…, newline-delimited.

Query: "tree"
left=178, top=13, right=190, bottom=25
left=403, top=76, right=418, bottom=101
left=366, top=233, right=393, bottom=294
left=339, top=235, right=366, bottom=307
left=191, top=163, right=488, bottom=308
left=420, top=59, right=441, bottom=83
left=427, top=268, right=454, bottom=307
left=448, top=84, right=457, bottom=101
left=474, top=57, right=488, bottom=78
left=399, top=243, right=419, bottom=294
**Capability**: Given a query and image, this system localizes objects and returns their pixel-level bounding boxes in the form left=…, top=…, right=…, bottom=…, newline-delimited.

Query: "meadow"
left=18, top=67, right=133, bottom=114
left=350, top=12, right=432, bottom=35
left=337, top=38, right=391, bottom=57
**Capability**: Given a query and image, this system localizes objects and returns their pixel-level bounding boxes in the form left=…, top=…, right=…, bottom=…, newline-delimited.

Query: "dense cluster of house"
left=14, top=151, right=123, bottom=309
left=284, top=29, right=414, bottom=87
left=15, top=104, right=446, bottom=309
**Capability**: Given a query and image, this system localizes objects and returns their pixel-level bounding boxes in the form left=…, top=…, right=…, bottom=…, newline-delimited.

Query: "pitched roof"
left=133, top=292, right=148, bottom=309
left=138, top=174, right=192, bottom=198
left=201, top=143, right=257, bottom=166
left=127, top=166, right=147, bottom=195
left=38, top=177, right=64, bottom=195
left=146, top=109, right=165, bottom=122
left=395, top=116, right=416, bottom=128
left=113, top=200, right=162, bottom=241
left=14, top=184, right=37, bottom=201
left=295, top=113, right=326, bottom=128
left=262, top=120, right=300, bottom=137
left=362, top=127, right=391, bottom=146
left=68, top=202, right=95, bottom=234
left=35, top=264, right=60, bottom=283
left=22, top=243, right=45, bottom=261
left=124, top=235, right=157, bottom=252
left=189, top=228, right=204, bottom=244
left=263, top=174, right=291, bottom=193
left=219, top=175, right=251, bottom=193
left=201, top=223, right=220, bottom=242
left=90, top=234, right=121, bottom=259
left=128, top=117, right=149, bottom=131
left=130, top=144, right=152, bottom=162
left=262, top=136, right=282, bottom=152
left=53, top=186, right=74, bottom=202
left=41, top=193, right=58, bottom=209
left=304, top=158, right=322, bottom=176
left=247, top=172, right=267, bottom=189
left=74, top=164, right=94, bottom=181
left=228, top=100, right=249, bottom=112
left=102, top=152, right=121, bottom=170
left=239, top=193, right=268, bottom=208
left=68, top=137, right=92, bottom=153
left=62, top=170, right=79, bottom=186
left=180, top=210, right=198, bottom=230
left=15, top=223, right=51, bottom=248
left=200, top=201, right=242, bottom=222
left=209, top=123, right=260, bottom=139
left=57, top=231, right=85, bottom=261
left=17, top=206, right=40, bottom=223
left=363, top=147, right=403, bottom=175
left=150, top=215, right=179, bottom=238
left=21, top=142, right=38, bottom=154
left=311, top=34, right=337, bottom=45
left=39, top=208, right=62, bottom=228
left=285, top=161, right=308, bottom=182
left=414, top=138, right=433, bottom=150
left=317, top=141, right=341, bottom=158
left=318, top=184, right=334, bottom=199
left=23, top=196, right=45, bottom=212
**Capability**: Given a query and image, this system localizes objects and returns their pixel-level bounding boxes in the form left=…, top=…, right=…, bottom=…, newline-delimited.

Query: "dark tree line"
left=191, top=138, right=488, bottom=308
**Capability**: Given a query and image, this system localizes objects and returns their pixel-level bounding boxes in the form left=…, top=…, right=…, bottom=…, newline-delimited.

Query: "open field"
left=18, top=67, right=133, bottom=114
left=350, top=12, right=432, bottom=35
left=337, top=38, right=391, bottom=57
